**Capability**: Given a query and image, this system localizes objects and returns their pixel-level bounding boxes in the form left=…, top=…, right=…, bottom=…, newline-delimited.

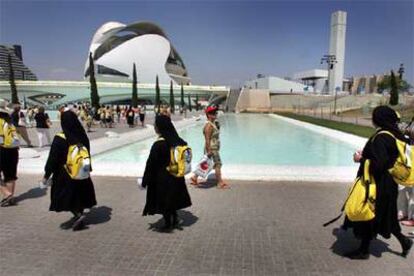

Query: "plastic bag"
left=193, top=155, right=214, bottom=179
left=137, top=177, right=145, bottom=190
left=39, top=178, right=52, bottom=189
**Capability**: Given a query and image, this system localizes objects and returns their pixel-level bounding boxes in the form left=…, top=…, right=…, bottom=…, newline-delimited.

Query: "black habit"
left=142, top=139, right=192, bottom=216
left=45, top=135, right=97, bottom=212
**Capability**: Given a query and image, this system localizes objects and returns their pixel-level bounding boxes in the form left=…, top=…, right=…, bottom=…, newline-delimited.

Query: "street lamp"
left=321, top=54, right=338, bottom=113
left=398, top=63, right=405, bottom=80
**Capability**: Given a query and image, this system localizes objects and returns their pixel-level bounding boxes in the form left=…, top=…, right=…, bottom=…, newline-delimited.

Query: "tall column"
left=328, top=11, right=347, bottom=94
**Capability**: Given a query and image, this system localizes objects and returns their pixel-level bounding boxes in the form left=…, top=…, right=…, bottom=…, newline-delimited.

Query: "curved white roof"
left=85, top=21, right=189, bottom=85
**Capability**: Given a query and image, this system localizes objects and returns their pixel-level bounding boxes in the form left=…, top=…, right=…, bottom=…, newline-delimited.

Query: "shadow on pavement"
left=59, top=206, right=112, bottom=230
left=85, top=206, right=113, bottom=225
left=192, top=174, right=218, bottom=189
left=15, top=187, right=47, bottom=203
left=194, top=180, right=217, bottom=189
left=178, top=210, right=199, bottom=227
left=148, top=210, right=198, bottom=233
left=330, top=227, right=400, bottom=258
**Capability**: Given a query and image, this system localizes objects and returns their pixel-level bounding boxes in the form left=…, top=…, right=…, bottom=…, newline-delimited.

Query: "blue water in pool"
left=94, top=114, right=357, bottom=166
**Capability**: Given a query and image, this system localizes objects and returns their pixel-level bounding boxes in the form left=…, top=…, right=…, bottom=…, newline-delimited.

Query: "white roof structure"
left=292, top=69, right=328, bottom=80
left=84, top=21, right=190, bottom=85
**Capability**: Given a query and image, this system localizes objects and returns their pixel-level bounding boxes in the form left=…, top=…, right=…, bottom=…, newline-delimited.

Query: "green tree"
left=389, top=70, right=399, bottom=106
left=155, top=75, right=160, bottom=114
left=169, top=80, right=175, bottom=114
left=89, top=52, right=100, bottom=108
left=132, top=63, right=138, bottom=108
left=180, top=83, right=185, bottom=109
left=188, top=93, right=192, bottom=112
left=8, top=54, right=19, bottom=104
left=377, top=75, right=411, bottom=93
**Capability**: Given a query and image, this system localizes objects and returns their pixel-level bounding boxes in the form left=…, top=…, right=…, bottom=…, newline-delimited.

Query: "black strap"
left=322, top=176, right=361, bottom=227
left=323, top=213, right=343, bottom=227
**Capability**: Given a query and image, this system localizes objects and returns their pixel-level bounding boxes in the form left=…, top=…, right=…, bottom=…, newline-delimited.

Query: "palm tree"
left=389, top=70, right=399, bottom=106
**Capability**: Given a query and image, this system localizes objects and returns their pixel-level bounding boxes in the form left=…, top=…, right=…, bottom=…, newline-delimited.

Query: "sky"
left=0, top=0, right=413, bottom=87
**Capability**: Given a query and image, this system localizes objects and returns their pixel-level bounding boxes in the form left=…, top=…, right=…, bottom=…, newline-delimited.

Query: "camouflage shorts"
left=210, top=150, right=222, bottom=169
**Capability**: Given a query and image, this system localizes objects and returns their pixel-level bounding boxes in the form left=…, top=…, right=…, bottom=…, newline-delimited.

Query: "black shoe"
left=172, top=214, right=179, bottom=226
left=60, top=216, right=78, bottom=230
left=344, top=249, right=370, bottom=260
left=1, top=195, right=13, bottom=207
left=72, top=215, right=86, bottom=231
left=402, top=238, right=413, bottom=258
left=159, top=224, right=172, bottom=232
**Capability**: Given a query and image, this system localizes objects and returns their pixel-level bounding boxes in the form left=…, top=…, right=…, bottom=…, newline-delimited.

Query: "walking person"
left=27, top=107, right=34, bottom=127
left=98, top=105, right=106, bottom=128
left=191, top=105, right=229, bottom=189
left=0, top=99, right=20, bottom=207
left=34, top=106, right=52, bottom=147
left=139, top=105, right=146, bottom=127
left=40, top=110, right=97, bottom=231
left=11, top=104, right=33, bottom=147
left=342, top=106, right=413, bottom=259
left=105, top=106, right=113, bottom=128
left=126, top=106, right=135, bottom=128
left=141, top=115, right=192, bottom=231
left=398, top=117, right=414, bottom=226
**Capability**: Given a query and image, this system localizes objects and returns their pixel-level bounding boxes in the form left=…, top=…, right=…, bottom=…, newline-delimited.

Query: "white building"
left=292, top=69, right=328, bottom=93
left=84, top=21, right=190, bottom=85
left=244, top=75, right=306, bottom=93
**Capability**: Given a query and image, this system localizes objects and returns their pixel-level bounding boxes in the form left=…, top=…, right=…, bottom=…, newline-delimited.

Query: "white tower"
left=328, top=11, right=347, bottom=93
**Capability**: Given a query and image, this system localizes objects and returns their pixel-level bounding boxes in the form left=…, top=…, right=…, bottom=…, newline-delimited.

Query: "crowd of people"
left=0, top=98, right=224, bottom=231
left=7, top=102, right=149, bottom=148
left=0, top=97, right=412, bottom=259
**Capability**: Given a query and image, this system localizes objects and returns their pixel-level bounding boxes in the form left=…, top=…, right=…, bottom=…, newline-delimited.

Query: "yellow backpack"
left=375, top=130, right=414, bottom=187
left=157, top=137, right=192, bottom=177
left=344, top=160, right=376, bottom=222
left=56, top=132, right=91, bottom=180
left=0, top=118, right=20, bottom=148
left=323, top=160, right=376, bottom=226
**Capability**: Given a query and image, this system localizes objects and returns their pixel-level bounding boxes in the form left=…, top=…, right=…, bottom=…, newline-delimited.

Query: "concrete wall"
left=235, top=88, right=270, bottom=112
left=245, top=76, right=305, bottom=93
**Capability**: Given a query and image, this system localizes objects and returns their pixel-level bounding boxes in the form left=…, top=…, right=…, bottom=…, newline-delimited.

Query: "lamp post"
left=398, top=63, right=404, bottom=80
left=321, top=54, right=338, bottom=113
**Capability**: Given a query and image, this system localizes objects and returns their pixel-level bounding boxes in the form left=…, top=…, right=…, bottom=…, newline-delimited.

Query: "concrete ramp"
left=235, top=88, right=271, bottom=112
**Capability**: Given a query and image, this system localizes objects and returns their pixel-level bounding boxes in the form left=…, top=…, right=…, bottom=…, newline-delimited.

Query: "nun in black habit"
left=142, top=115, right=192, bottom=230
left=42, top=110, right=97, bottom=231
left=343, top=106, right=413, bottom=259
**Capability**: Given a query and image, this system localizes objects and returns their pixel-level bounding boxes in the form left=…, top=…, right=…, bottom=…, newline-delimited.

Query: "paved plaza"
left=1, top=174, right=413, bottom=276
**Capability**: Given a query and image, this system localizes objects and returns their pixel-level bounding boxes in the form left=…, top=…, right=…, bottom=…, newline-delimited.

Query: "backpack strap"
left=373, top=130, right=395, bottom=141
left=56, top=132, right=66, bottom=139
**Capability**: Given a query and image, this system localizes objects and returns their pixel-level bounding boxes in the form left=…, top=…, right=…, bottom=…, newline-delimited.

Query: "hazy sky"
left=1, top=0, right=413, bottom=87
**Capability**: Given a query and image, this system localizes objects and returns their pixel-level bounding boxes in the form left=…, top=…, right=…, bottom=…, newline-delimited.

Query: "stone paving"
left=1, top=175, right=413, bottom=275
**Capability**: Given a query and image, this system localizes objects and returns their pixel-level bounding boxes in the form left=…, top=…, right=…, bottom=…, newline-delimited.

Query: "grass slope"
left=276, top=113, right=375, bottom=138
